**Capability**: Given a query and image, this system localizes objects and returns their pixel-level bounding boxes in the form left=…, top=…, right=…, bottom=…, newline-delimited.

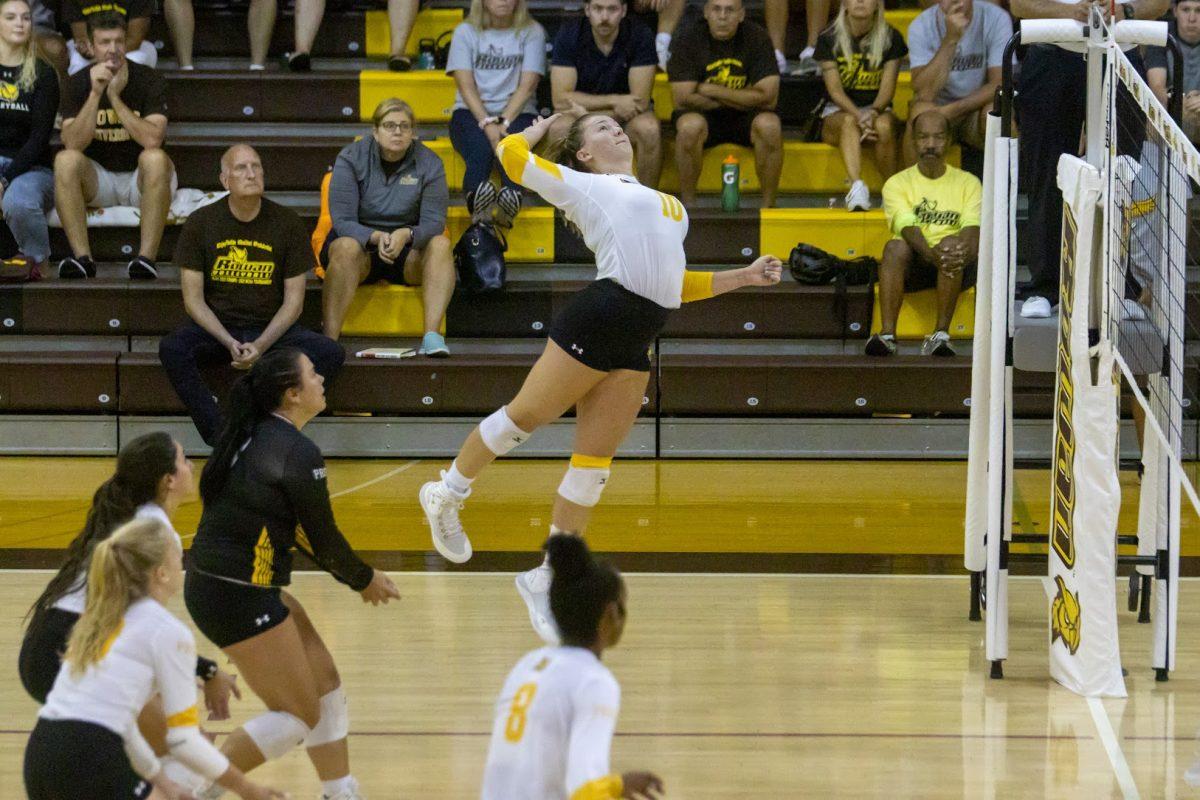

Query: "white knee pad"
left=304, top=687, right=350, bottom=748
left=479, top=406, right=531, bottom=456
left=242, top=711, right=311, bottom=761
left=557, top=463, right=610, bottom=508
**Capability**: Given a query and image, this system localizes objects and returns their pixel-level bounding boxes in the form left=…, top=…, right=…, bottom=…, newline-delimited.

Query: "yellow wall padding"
left=870, top=284, right=976, bottom=339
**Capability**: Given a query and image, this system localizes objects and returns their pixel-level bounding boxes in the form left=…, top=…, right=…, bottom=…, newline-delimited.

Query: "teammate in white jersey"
left=482, top=534, right=663, bottom=800
left=420, top=112, right=783, bottom=642
left=25, top=517, right=287, bottom=800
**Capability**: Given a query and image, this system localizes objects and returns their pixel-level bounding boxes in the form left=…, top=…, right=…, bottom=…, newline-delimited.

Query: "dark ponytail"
left=546, top=534, right=623, bottom=647
left=25, top=431, right=178, bottom=629
left=200, top=347, right=305, bottom=504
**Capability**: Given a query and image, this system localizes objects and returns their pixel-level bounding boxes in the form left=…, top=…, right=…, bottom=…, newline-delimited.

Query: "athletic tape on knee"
left=243, top=711, right=311, bottom=761
left=304, top=687, right=350, bottom=748
left=479, top=406, right=530, bottom=456
left=558, top=456, right=612, bottom=507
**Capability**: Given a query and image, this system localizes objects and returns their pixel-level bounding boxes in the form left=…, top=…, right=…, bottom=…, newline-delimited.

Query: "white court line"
left=1088, top=696, right=1141, bottom=800
left=176, top=459, right=421, bottom=541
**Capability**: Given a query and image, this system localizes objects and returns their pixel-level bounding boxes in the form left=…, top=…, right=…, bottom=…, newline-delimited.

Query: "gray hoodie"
left=329, top=135, right=449, bottom=250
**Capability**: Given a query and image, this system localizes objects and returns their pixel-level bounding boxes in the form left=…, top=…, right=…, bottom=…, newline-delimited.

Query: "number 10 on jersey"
left=657, top=192, right=684, bottom=222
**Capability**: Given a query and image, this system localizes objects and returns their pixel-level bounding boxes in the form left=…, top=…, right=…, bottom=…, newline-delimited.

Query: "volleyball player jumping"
left=184, top=348, right=400, bottom=800
left=481, top=534, right=663, bottom=799
left=420, top=112, right=782, bottom=643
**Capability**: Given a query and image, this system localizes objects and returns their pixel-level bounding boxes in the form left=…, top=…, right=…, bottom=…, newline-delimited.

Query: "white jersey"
left=54, top=504, right=179, bottom=614
left=481, top=646, right=623, bottom=800
left=497, top=134, right=690, bottom=310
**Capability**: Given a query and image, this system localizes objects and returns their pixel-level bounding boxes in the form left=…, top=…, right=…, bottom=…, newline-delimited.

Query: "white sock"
left=656, top=32, right=672, bottom=68
left=799, top=45, right=815, bottom=60
left=774, top=48, right=787, bottom=73
left=444, top=461, right=474, bottom=497
left=249, top=63, right=265, bottom=71
left=321, top=775, right=356, bottom=798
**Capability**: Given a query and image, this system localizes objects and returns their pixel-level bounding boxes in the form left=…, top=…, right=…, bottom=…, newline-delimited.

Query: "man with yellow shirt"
left=868, top=110, right=981, bottom=357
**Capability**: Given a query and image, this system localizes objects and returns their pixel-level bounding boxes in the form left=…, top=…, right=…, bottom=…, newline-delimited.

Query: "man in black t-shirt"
left=54, top=12, right=175, bottom=280
left=550, top=0, right=662, bottom=186
left=667, top=0, right=782, bottom=207
left=159, top=144, right=345, bottom=445
left=62, top=0, right=157, bottom=74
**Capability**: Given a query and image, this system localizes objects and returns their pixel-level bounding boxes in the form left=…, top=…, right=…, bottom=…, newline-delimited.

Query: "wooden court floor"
left=1, top=457, right=1199, bottom=798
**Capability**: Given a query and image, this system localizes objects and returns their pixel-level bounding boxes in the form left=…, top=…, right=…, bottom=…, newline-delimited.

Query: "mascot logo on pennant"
left=1051, top=575, right=1082, bottom=654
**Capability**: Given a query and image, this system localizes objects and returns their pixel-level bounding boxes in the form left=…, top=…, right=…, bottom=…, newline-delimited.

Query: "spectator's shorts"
left=673, top=108, right=768, bottom=148
left=87, top=158, right=178, bottom=208
left=905, top=250, right=978, bottom=292
left=319, top=234, right=414, bottom=285
left=548, top=278, right=671, bottom=372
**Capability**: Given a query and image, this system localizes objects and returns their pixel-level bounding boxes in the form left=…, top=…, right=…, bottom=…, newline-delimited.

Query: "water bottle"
left=721, top=153, right=740, bottom=212
left=416, top=38, right=436, bottom=70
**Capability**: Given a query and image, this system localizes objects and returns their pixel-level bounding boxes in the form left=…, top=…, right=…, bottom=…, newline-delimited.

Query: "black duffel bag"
left=788, top=242, right=878, bottom=286
left=454, top=222, right=507, bottom=293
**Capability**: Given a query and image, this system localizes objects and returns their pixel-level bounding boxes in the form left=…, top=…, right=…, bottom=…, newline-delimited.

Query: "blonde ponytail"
left=63, top=517, right=172, bottom=675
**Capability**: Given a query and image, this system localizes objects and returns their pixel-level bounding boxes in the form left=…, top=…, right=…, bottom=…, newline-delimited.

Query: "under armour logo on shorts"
left=571, top=344, right=584, bottom=355
left=255, top=614, right=271, bottom=627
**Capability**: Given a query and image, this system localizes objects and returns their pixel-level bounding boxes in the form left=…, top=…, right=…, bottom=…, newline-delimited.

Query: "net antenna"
left=964, top=10, right=1191, bottom=693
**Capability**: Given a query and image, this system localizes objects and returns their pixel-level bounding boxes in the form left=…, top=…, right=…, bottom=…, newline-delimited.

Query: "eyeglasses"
left=378, top=121, right=413, bottom=133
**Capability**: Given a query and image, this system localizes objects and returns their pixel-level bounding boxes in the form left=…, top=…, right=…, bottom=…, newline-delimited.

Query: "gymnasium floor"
left=2, top=457, right=1198, bottom=798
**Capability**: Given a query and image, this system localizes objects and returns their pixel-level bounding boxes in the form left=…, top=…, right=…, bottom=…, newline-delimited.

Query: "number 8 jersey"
left=481, top=646, right=624, bottom=800
left=497, top=134, right=690, bottom=310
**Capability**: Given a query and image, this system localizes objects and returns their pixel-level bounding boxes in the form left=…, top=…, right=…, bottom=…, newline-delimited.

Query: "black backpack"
left=788, top=243, right=878, bottom=286
left=454, top=222, right=507, bottom=293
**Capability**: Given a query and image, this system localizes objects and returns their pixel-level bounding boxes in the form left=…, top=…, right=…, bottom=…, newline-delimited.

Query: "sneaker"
left=57, top=254, right=96, bottom=279
left=790, top=46, right=820, bottom=76
left=284, top=51, right=311, bottom=72
left=864, top=333, right=896, bottom=356
left=515, top=563, right=561, bottom=645
left=419, top=475, right=473, bottom=563
left=387, top=54, right=412, bottom=72
left=126, top=255, right=158, bottom=280
left=1120, top=297, right=1148, bottom=322
left=922, top=329, right=956, bottom=357
left=845, top=179, right=871, bottom=211
left=0, top=254, right=43, bottom=283
left=418, top=331, right=450, bottom=358
left=469, top=180, right=498, bottom=223
left=496, top=186, right=522, bottom=229
left=1020, top=296, right=1053, bottom=318
left=322, top=778, right=366, bottom=800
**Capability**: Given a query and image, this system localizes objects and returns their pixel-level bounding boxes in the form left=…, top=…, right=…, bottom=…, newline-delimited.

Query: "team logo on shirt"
left=913, top=198, right=961, bottom=228
left=0, top=80, right=18, bottom=102
left=704, top=58, right=748, bottom=90
left=399, top=175, right=419, bottom=185
left=474, top=45, right=523, bottom=71
left=211, top=241, right=276, bottom=285
left=312, top=467, right=327, bottom=480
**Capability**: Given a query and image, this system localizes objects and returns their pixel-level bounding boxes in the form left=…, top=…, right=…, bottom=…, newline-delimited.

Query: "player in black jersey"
left=184, top=347, right=399, bottom=800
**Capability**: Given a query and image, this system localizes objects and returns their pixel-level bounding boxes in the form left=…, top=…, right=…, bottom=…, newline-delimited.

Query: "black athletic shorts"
left=19, top=607, right=80, bottom=704
left=549, top=279, right=671, bottom=372
left=672, top=108, right=757, bottom=147
left=25, top=718, right=153, bottom=800
left=184, top=568, right=290, bottom=649
left=904, top=254, right=978, bottom=293
left=320, top=235, right=413, bottom=286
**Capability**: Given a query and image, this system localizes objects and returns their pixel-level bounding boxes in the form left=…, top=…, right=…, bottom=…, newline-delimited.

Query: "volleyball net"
left=965, top=13, right=1199, bottom=695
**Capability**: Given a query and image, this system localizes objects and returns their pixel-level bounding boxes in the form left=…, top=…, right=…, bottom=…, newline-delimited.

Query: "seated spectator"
left=447, top=0, right=545, bottom=228
left=668, top=0, right=782, bottom=208
left=28, top=0, right=66, bottom=82
left=61, top=0, right=156, bottom=74
left=163, top=0, right=275, bottom=70
left=289, top=0, right=418, bottom=71
left=815, top=0, right=907, bottom=211
left=904, top=0, right=1011, bottom=165
left=321, top=98, right=454, bottom=356
left=764, top=0, right=832, bottom=74
left=160, top=144, right=344, bottom=445
left=55, top=12, right=174, bottom=280
left=0, top=0, right=58, bottom=282
left=550, top=0, right=661, bottom=186
left=869, top=111, right=980, bottom=358
left=1147, top=0, right=1200, bottom=143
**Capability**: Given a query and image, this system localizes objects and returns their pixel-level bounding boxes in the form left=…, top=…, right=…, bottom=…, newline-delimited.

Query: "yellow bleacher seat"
left=761, top=208, right=888, bottom=260
left=340, top=284, right=444, bottom=337
left=446, top=206, right=554, bottom=262
left=361, top=71, right=456, bottom=122
left=652, top=72, right=916, bottom=122
left=884, top=9, right=922, bottom=41
left=871, top=285, right=976, bottom=339
left=365, top=8, right=464, bottom=58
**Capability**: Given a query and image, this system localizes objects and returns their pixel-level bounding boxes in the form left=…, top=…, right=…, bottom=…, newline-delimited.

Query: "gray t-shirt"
left=446, top=22, right=547, bottom=115
left=908, top=1, right=1012, bottom=104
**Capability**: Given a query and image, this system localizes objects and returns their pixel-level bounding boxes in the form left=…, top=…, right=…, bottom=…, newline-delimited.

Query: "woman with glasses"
left=319, top=97, right=454, bottom=355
